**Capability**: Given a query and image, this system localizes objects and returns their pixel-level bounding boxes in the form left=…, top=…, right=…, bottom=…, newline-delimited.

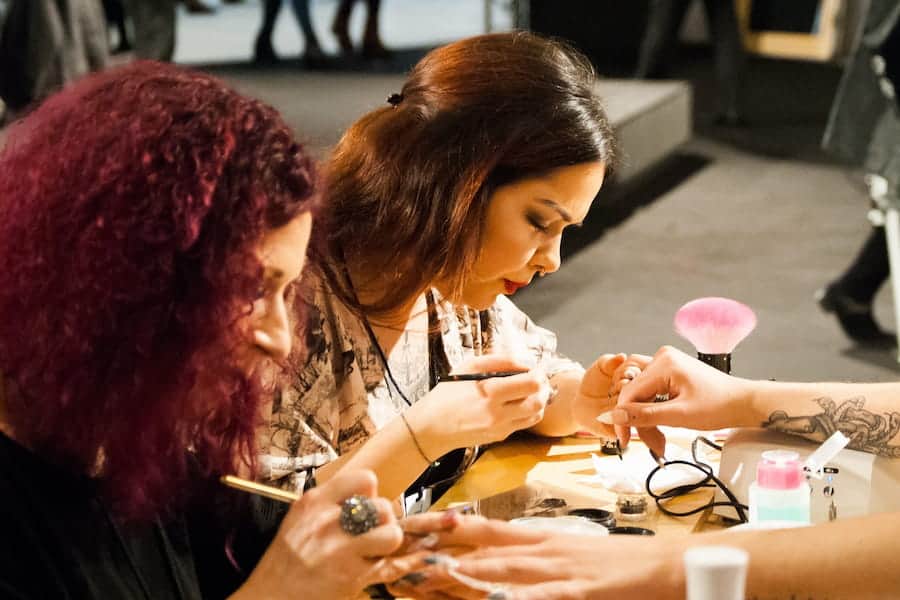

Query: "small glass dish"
left=616, top=492, right=650, bottom=521
left=565, top=508, right=616, bottom=529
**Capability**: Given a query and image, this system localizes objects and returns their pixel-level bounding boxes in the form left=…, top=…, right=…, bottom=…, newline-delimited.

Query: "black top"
left=0, top=432, right=286, bottom=599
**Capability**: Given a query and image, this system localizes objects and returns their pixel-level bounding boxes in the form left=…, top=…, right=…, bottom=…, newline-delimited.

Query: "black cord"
left=360, top=314, right=413, bottom=407
left=644, top=436, right=748, bottom=523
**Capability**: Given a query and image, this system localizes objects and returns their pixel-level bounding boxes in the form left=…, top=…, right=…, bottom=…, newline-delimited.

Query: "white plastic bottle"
left=683, top=546, right=749, bottom=600
left=748, top=450, right=810, bottom=526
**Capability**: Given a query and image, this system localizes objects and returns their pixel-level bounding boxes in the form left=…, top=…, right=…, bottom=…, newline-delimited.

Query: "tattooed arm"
left=611, top=346, right=900, bottom=457
left=761, top=393, right=900, bottom=458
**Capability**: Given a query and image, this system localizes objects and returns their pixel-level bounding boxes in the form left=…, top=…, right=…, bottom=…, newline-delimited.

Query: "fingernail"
left=408, top=533, right=440, bottom=552
left=440, top=508, right=460, bottom=528
left=399, top=572, right=427, bottom=586
left=597, top=412, right=614, bottom=425
left=649, top=448, right=666, bottom=467
left=424, top=553, right=459, bottom=568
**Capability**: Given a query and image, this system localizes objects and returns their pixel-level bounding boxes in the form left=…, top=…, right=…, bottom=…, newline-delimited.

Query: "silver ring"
left=654, top=393, right=670, bottom=403
left=339, top=494, right=380, bottom=536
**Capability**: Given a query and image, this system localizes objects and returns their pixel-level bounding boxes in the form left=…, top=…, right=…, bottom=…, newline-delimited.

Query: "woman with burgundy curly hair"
left=264, top=32, right=642, bottom=513
left=0, top=61, right=440, bottom=599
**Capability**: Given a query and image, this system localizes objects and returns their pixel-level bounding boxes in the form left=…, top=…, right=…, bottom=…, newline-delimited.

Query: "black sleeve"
left=0, top=582, right=30, bottom=600
left=187, top=485, right=288, bottom=600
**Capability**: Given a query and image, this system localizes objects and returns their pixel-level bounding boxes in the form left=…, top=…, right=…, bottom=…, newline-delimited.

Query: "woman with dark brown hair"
left=264, top=32, right=636, bottom=512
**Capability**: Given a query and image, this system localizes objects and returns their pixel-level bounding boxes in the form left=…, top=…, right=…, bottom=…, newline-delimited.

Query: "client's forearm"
left=692, top=512, right=900, bottom=599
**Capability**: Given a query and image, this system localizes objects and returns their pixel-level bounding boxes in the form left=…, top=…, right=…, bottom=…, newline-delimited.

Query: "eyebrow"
left=538, top=198, right=574, bottom=223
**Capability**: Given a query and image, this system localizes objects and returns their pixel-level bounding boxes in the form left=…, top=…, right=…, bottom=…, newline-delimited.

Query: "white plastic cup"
left=683, top=545, right=749, bottom=600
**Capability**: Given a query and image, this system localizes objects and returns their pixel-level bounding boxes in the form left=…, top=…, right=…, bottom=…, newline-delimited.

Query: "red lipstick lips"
left=503, top=279, right=528, bottom=294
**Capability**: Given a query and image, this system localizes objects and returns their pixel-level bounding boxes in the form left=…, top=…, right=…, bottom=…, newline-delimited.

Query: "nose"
left=252, top=296, right=292, bottom=361
left=535, top=234, right=562, bottom=275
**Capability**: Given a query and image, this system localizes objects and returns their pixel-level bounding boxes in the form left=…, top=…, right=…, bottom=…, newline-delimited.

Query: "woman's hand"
left=572, top=352, right=651, bottom=437
left=613, top=345, right=755, bottom=456
left=234, top=470, right=403, bottom=600
left=383, top=516, right=682, bottom=600
left=405, top=355, right=550, bottom=458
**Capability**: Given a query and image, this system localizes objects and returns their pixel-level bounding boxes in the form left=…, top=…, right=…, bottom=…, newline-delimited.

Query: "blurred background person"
left=817, top=0, right=900, bottom=345
left=332, top=0, right=389, bottom=59
left=635, top=0, right=745, bottom=126
left=254, top=0, right=324, bottom=65
left=101, top=0, right=131, bottom=53
left=0, top=0, right=108, bottom=122
left=123, top=0, right=176, bottom=61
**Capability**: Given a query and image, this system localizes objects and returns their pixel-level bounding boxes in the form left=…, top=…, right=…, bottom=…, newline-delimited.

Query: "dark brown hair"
left=315, top=31, right=616, bottom=317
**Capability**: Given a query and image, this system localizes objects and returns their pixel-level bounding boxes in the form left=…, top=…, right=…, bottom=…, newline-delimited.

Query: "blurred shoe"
left=362, top=39, right=392, bottom=60
left=183, top=0, right=216, bottom=14
left=254, top=35, right=278, bottom=64
left=302, top=44, right=327, bottom=69
left=816, top=285, right=896, bottom=344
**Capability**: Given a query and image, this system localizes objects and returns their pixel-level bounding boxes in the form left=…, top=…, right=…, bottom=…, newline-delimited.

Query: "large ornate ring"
left=340, top=494, right=380, bottom=536
left=653, top=392, right=670, bottom=403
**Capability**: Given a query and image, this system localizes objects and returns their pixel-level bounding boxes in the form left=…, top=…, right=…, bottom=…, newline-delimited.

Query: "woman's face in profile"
left=460, top=161, right=606, bottom=309
left=239, top=211, right=313, bottom=375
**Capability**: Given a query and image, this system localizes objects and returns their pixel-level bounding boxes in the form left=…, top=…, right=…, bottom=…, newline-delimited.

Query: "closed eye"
left=527, top=214, right=551, bottom=233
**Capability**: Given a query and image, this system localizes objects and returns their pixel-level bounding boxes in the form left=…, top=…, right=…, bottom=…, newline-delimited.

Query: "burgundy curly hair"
left=0, top=61, right=317, bottom=520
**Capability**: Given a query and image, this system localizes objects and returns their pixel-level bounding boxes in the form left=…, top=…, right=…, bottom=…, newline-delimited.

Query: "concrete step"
left=213, top=67, right=692, bottom=187
left=599, top=79, right=692, bottom=183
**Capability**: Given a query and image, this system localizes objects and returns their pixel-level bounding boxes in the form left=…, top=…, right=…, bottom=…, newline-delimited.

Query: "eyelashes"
left=526, top=213, right=551, bottom=233
left=526, top=214, right=585, bottom=236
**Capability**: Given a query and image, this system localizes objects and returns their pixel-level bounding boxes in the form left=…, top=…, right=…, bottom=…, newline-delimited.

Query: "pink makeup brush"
left=674, top=297, right=757, bottom=373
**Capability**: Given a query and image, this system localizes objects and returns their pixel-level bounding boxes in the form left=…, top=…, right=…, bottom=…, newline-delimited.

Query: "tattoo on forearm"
left=762, top=396, right=900, bottom=458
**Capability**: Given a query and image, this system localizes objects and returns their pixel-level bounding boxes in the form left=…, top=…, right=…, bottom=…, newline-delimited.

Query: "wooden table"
left=431, top=434, right=724, bottom=537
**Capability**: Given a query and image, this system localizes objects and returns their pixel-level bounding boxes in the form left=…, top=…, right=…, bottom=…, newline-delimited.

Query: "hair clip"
left=387, top=93, right=404, bottom=106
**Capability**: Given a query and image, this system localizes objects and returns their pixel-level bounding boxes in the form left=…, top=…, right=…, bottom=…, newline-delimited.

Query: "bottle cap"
left=756, top=450, right=804, bottom=490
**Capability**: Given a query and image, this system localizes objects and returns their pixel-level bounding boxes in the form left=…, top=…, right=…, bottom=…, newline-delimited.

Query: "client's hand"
left=384, top=516, right=681, bottom=600
left=405, top=355, right=550, bottom=458
left=573, top=352, right=651, bottom=437
left=613, top=345, right=755, bottom=456
left=234, top=470, right=403, bottom=600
